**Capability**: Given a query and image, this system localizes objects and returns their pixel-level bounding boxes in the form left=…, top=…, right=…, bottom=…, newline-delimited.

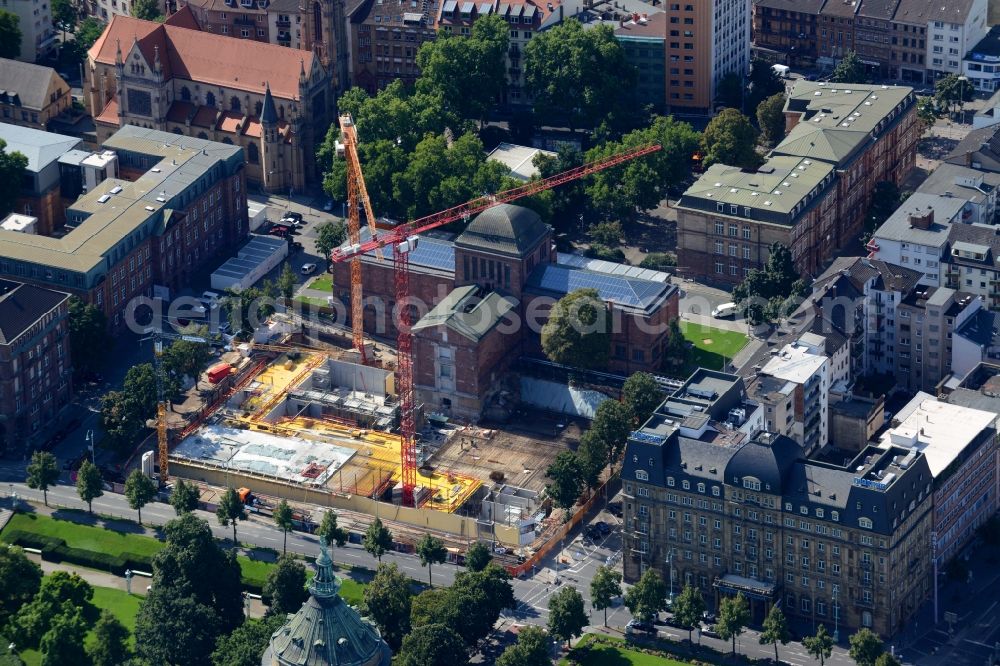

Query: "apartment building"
left=0, top=60, right=72, bottom=131
left=889, top=0, right=929, bottom=84
left=878, top=394, right=998, bottom=573
left=0, top=126, right=248, bottom=330
left=85, top=12, right=333, bottom=192
left=751, top=0, right=824, bottom=67
left=349, top=0, right=441, bottom=93
left=749, top=340, right=830, bottom=453
left=870, top=193, right=965, bottom=287
left=817, top=0, right=857, bottom=67
left=894, top=285, right=979, bottom=393
left=944, top=223, right=1000, bottom=310
left=924, top=0, right=988, bottom=79
left=0, top=0, right=57, bottom=62
left=677, top=82, right=918, bottom=285
left=0, top=280, right=71, bottom=456
left=915, top=164, right=1000, bottom=225
left=854, top=0, right=901, bottom=81
left=0, top=123, right=83, bottom=234
left=622, top=417, right=934, bottom=637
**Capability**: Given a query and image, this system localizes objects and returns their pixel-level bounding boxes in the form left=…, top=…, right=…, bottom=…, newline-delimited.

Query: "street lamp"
left=833, top=586, right=840, bottom=642
left=666, top=547, right=676, bottom=605
left=86, top=429, right=95, bottom=464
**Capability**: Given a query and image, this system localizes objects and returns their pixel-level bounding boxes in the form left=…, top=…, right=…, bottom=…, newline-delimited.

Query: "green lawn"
left=18, top=585, right=143, bottom=666
left=2, top=513, right=162, bottom=559
left=295, top=295, right=331, bottom=308
left=307, top=275, right=334, bottom=292
left=561, top=634, right=692, bottom=666
left=677, top=320, right=749, bottom=375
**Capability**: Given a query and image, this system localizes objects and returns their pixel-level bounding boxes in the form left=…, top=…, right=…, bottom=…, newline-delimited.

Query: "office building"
left=0, top=280, right=71, bottom=455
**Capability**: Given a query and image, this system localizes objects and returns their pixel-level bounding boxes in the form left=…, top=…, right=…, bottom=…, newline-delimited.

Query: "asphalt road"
left=0, top=479, right=864, bottom=666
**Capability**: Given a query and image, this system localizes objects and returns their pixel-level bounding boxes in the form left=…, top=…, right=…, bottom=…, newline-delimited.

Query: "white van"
left=712, top=302, right=739, bottom=319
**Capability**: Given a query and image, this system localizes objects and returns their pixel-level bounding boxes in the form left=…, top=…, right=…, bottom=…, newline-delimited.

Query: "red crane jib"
left=329, top=140, right=661, bottom=507
left=329, top=142, right=662, bottom=263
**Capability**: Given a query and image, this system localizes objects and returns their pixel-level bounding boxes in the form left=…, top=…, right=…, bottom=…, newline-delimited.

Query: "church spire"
left=261, top=82, right=278, bottom=126
left=309, top=536, right=341, bottom=599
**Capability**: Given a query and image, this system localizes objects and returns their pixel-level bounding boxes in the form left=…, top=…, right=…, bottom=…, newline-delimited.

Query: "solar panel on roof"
left=529, top=265, right=666, bottom=309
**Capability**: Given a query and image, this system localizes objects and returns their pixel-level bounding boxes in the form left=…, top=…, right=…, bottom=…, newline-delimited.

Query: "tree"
left=576, top=431, right=608, bottom=491
left=747, top=58, right=786, bottom=114
left=874, top=653, right=902, bottom=666
left=415, top=13, right=509, bottom=125
left=717, top=592, right=750, bottom=656
left=590, top=398, right=635, bottom=467
left=273, top=499, right=294, bottom=554
left=584, top=115, right=700, bottom=221
left=74, top=17, right=104, bottom=52
left=162, top=339, right=212, bottom=385
left=123, top=363, right=162, bottom=416
left=25, top=451, right=59, bottom=507
left=589, top=220, right=623, bottom=247
left=409, top=587, right=459, bottom=629
left=0, top=138, right=28, bottom=218
left=136, top=514, right=244, bottom=663
left=624, top=568, right=666, bottom=623
left=51, top=0, right=75, bottom=35
left=438, top=563, right=513, bottom=646
left=849, top=628, right=885, bottom=666
left=76, top=460, right=103, bottom=514
left=548, top=586, right=588, bottom=649
left=701, top=108, right=762, bottom=170
left=276, top=263, right=297, bottom=301
left=732, top=242, right=808, bottom=326
left=541, top=288, right=610, bottom=371
left=363, top=517, right=393, bottom=563
left=496, top=626, right=550, bottom=666
left=864, top=181, right=903, bottom=238
left=262, top=554, right=309, bottom=616
left=524, top=20, right=635, bottom=132
left=130, top=0, right=163, bottom=20
left=589, top=565, right=622, bottom=627
left=124, top=468, right=156, bottom=525
left=804, top=625, right=835, bottom=666
left=621, top=372, right=664, bottom=426
left=211, top=615, right=285, bottom=666
left=415, top=533, right=447, bottom=587
left=0, top=11, right=22, bottom=61
left=716, top=72, right=744, bottom=110
left=67, top=297, right=110, bottom=379
left=916, top=95, right=939, bottom=130
left=935, top=73, right=975, bottom=119
left=397, top=623, right=468, bottom=666
left=317, top=510, right=348, bottom=562
left=216, top=487, right=247, bottom=547
left=832, top=51, right=867, bottom=84
left=757, top=92, right=787, bottom=146
left=362, top=563, right=412, bottom=651
left=99, top=390, right=146, bottom=455
left=314, top=221, right=347, bottom=261
left=0, top=546, right=41, bottom=630
left=759, top=604, right=791, bottom=663
left=170, top=478, right=200, bottom=514
left=13, top=571, right=95, bottom=649
left=465, top=542, right=492, bottom=572
left=39, top=607, right=88, bottom=666
left=545, top=451, right=585, bottom=511
left=662, top=318, right=690, bottom=375
left=88, top=609, right=131, bottom=666
left=672, top=584, right=706, bottom=644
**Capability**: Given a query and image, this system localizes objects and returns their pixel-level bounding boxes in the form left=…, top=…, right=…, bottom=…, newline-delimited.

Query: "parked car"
left=712, top=302, right=738, bottom=319
left=301, top=263, right=318, bottom=275
left=702, top=624, right=721, bottom=639
left=595, top=521, right=611, bottom=535
left=626, top=619, right=656, bottom=636
left=322, top=200, right=334, bottom=212
left=281, top=212, right=303, bottom=226
left=290, top=241, right=304, bottom=253
left=200, top=291, right=222, bottom=309
left=702, top=610, right=717, bottom=623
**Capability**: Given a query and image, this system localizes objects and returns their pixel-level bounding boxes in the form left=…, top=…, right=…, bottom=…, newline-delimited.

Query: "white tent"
left=210, top=234, right=288, bottom=292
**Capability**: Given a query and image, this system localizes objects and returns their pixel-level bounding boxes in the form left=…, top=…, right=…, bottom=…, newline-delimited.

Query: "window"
left=859, top=517, right=873, bottom=529
left=715, top=221, right=725, bottom=235
left=743, top=226, right=751, bottom=239
left=636, top=470, right=649, bottom=481
left=715, top=241, right=724, bottom=254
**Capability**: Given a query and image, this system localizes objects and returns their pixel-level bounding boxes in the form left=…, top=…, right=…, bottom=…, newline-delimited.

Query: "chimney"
left=908, top=207, right=934, bottom=230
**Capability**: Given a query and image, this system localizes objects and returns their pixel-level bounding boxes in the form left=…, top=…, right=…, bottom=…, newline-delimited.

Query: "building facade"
left=0, top=123, right=83, bottom=234
left=751, top=0, right=824, bottom=67
left=85, top=12, right=333, bottom=192
left=0, top=60, right=72, bottom=131
left=749, top=340, right=830, bottom=453
left=0, top=126, right=248, bottom=330
left=677, top=82, right=918, bottom=285
left=622, top=413, right=935, bottom=637
left=0, top=0, right=57, bottom=62
left=0, top=280, right=72, bottom=455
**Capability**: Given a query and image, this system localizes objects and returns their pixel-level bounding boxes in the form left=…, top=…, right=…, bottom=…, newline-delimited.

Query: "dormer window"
left=636, top=470, right=649, bottom=481
left=859, top=517, right=873, bottom=529
left=667, top=477, right=675, bottom=487
left=682, top=480, right=690, bottom=490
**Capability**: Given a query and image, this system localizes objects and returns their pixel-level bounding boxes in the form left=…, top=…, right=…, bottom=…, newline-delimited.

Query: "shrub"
left=639, top=252, right=677, bottom=271
left=584, top=244, right=626, bottom=262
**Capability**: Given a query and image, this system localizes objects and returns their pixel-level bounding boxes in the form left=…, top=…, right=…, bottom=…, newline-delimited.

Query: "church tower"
left=260, top=83, right=284, bottom=195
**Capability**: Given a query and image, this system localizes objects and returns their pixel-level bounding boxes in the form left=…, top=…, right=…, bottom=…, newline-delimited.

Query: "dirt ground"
left=428, top=410, right=587, bottom=493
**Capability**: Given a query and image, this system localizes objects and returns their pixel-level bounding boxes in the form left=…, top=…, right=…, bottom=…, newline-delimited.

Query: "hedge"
left=1, top=529, right=153, bottom=575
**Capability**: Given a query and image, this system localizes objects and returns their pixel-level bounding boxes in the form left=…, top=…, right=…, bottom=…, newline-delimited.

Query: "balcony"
left=276, top=18, right=291, bottom=27
left=233, top=15, right=256, bottom=26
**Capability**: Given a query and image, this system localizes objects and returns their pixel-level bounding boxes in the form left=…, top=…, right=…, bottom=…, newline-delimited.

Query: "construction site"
left=166, top=332, right=585, bottom=554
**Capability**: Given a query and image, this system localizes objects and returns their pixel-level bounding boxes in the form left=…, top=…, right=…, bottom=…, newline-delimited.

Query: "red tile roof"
left=164, top=5, right=201, bottom=29
left=243, top=119, right=262, bottom=138
left=191, top=104, right=218, bottom=128
left=218, top=110, right=243, bottom=133
left=95, top=98, right=120, bottom=125
left=166, top=100, right=195, bottom=123
left=88, top=14, right=313, bottom=100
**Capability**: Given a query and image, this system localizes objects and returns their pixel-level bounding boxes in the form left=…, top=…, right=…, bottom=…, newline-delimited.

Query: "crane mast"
left=331, top=141, right=662, bottom=507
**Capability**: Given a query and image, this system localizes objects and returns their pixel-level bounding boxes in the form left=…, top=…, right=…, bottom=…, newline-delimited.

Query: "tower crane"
left=330, top=141, right=662, bottom=506
left=336, top=114, right=382, bottom=364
